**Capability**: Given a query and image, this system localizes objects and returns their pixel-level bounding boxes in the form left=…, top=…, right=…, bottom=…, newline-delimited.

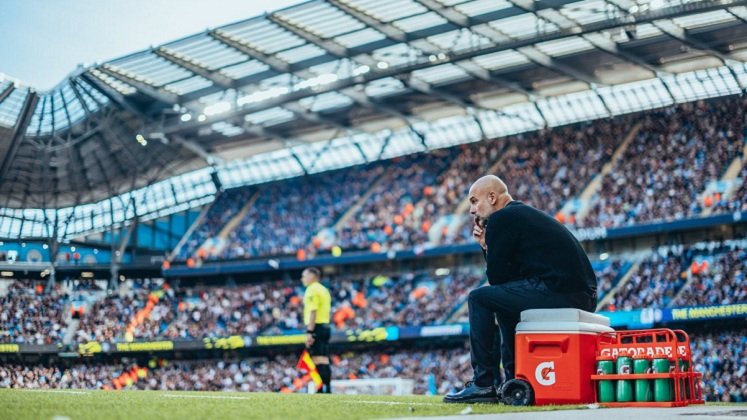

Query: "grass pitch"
left=0, top=389, right=584, bottom=420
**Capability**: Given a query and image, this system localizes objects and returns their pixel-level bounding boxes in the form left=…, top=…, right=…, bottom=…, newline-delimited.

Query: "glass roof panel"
left=393, top=11, right=448, bottom=34
left=427, top=28, right=493, bottom=53
left=558, top=0, right=620, bottom=26
left=275, top=44, right=327, bottom=64
left=673, top=10, right=736, bottom=29
left=421, top=114, right=482, bottom=148
left=298, top=91, right=354, bottom=112
left=598, top=78, right=673, bottom=114
left=480, top=102, right=544, bottom=137
left=25, top=97, right=44, bottom=135
left=109, top=53, right=192, bottom=87
left=220, top=60, right=271, bottom=80
left=88, top=69, right=137, bottom=95
left=535, top=36, right=595, bottom=57
left=412, top=63, right=472, bottom=85
left=665, top=66, right=741, bottom=103
left=630, top=23, right=664, bottom=39
left=244, top=106, right=295, bottom=125
left=342, top=0, right=428, bottom=23
left=379, top=130, right=425, bottom=159
left=162, top=35, right=248, bottom=71
left=470, top=50, right=530, bottom=71
left=364, top=77, right=407, bottom=97
left=454, top=0, right=513, bottom=18
left=62, top=83, right=87, bottom=126
left=335, top=28, right=388, bottom=48
left=275, top=1, right=366, bottom=38
left=0, top=88, right=29, bottom=128
left=220, top=18, right=305, bottom=54
left=488, top=13, right=559, bottom=40
left=163, top=75, right=214, bottom=95
left=537, top=90, right=608, bottom=126
left=370, top=43, right=423, bottom=67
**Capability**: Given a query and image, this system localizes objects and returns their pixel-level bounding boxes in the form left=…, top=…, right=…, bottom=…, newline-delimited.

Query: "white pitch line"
left=23, top=390, right=90, bottom=395
left=162, top=394, right=251, bottom=400
left=349, top=401, right=442, bottom=407
left=160, top=393, right=441, bottom=407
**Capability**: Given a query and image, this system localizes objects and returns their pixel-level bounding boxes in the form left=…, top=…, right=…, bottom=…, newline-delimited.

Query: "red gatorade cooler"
left=512, top=309, right=613, bottom=405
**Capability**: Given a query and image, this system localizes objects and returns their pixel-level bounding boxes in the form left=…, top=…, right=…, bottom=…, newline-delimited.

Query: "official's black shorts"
left=309, top=324, right=331, bottom=357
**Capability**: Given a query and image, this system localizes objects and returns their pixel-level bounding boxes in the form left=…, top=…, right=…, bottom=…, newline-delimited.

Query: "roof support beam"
left=654, top=20, right=733, bottom=65
left=341, top=88, right=427, bottom=147
left=413, top=0, right=469, bottom=27
left=80, top=73, right=147, bottom=118
left=153, top=47, right=235, bottom=89
left=582, top=33, right=664, bottom=75
left=518, top=46, right=603, bottom=85
left=281, top=102, right=374, bottom=165
left=266, top=14, right=349, bottom=58
left=209, top=30, right=292, bottom=73
left=0, top=83, right=14, bottom=105
left=327, top=0, right=408, bottom=42
left=170, top=135, right=224, bottom=166
left=653, top=19, right=744, bottom=90
left=0, top=92, right=38, bottom=183
left=98, top=65, right=180, bottom=105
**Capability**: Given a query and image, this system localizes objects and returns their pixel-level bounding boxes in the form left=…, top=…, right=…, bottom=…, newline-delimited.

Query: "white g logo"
left=535, top=361, right=556, bottom=386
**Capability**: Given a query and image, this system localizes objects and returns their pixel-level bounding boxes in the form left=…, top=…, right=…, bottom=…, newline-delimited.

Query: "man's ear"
left=488, top=191, right=496, bottom=205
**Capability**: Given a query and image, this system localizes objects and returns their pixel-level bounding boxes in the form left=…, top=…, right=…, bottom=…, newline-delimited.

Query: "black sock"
left=317, top=364, right=331, bottom=393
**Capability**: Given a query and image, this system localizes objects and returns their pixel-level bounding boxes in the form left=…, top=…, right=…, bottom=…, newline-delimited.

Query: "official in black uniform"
left=444, top=175, right=597, bottom=403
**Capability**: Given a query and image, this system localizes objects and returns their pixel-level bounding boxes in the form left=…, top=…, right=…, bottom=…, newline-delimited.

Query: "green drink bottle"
left=633, top=357, right=652, bottom=402
left=653, top=358, right=672, bottom=402
left=596, top=359, right=615, bottom=403
left=616, top=356, right=633, bottom=402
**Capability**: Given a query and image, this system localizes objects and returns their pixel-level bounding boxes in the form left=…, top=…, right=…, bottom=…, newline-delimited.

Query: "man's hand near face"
left=473, top=218, right=487, bottom=251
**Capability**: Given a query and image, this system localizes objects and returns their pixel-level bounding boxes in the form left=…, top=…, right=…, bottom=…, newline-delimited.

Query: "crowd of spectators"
left=595, top=260, right=626, bottom=302
left=3, top=327, right=745, bottom=402
left=692, top=328, right=747, bottom=402
left=121, top=268, right=483, bottom=341
left=337, top=149, right=457, bottom=252
left=0, top=281, right=68, bottom=345
left=178, top=187, right=256, bottom=261
left=222, top=164, right=381, bottom=259
left=604, top=247, right=689, bottom=311
left=673, top=243, right=747, bottom=307
left=582, top=98, right=746, bottom=228
left=710, top=164, right=747, bottom=214
left=75, top=279, right=173, bottom=343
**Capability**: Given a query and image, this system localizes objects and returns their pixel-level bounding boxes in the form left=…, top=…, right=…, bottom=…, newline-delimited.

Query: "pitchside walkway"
left=394, top=404, right=747, bottom=420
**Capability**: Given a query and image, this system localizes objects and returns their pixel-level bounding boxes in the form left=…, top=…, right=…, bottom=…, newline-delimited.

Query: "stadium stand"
left=0, top=281, right=68, bottom=345
left=582, top=98, right=746, bottom=228
left=173, top=96, right=747, bottom=261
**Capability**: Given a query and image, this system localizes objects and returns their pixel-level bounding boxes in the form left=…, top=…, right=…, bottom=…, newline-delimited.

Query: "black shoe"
left=443, top=381, right=498, bottom=404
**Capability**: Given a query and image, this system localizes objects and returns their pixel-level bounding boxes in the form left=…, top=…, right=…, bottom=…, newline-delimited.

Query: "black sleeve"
left=485, top=212, right=519, bottom=285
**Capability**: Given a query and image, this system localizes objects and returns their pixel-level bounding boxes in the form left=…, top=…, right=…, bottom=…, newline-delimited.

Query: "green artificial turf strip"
left=0, top=389, right=585, bottom=420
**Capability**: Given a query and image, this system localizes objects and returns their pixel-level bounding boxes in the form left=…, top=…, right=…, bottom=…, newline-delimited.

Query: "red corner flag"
left=297, top=350, right=323, bottom=391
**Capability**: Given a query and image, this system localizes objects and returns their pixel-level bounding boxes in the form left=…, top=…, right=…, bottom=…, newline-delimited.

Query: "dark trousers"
left=468, top=278, right=596, bottom=387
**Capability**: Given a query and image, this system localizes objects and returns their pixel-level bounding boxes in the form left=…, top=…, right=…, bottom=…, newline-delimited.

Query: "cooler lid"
left=520, top=308, right=610, bottom=327
left=516, top=321, right=615, bottom=333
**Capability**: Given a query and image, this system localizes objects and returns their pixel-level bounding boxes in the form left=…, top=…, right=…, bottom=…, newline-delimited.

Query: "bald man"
left=444, top=175, right=597, bottom=404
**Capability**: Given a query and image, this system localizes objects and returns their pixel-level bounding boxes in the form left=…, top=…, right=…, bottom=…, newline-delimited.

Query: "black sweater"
left=483, top=201, right=596, bottom=294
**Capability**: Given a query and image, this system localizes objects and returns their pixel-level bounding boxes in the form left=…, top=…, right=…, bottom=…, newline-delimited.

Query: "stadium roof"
left=2, top=0, right=747, bottom=238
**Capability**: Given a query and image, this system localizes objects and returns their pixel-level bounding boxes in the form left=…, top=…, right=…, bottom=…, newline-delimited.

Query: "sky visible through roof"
left=0, top=0, right=304, bottom=91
